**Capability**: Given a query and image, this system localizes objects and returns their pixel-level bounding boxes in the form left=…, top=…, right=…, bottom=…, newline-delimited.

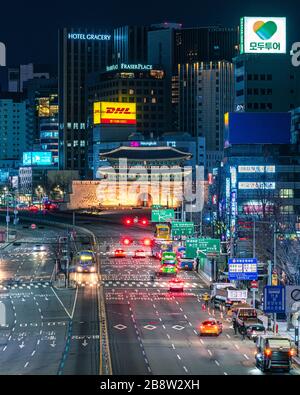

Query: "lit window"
left=280, top=205, right=294, bottom=214
left=279, top=189, right=294, bottom=198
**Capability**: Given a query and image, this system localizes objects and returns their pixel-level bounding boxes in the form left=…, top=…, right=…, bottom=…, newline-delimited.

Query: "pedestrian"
left=240, top=322, right=246, bottom=340
left=233, top=319, right=237, bottom=335
left=195, top=257, right=200, bottom=272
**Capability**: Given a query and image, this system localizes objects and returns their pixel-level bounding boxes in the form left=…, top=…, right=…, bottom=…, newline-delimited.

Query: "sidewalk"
left=197, top=267, right=300, bottom=367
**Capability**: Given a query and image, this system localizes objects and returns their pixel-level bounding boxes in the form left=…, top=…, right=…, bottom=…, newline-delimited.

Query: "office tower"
left=58, top=28, right=112, bottom=178
left=178, top=61, right=234, bottom=169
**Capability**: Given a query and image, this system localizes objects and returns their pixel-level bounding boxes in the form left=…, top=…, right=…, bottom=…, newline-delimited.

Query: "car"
left=134, top=249, right=146, bottom=258
left=178, top=257, right=194, bottom=271
left=246, top=323, right=266, bottom=341
left=158, top=264, right=178, bottom=276
left=33, top=244, right=46, bottom=252
left=169, top=278, right=184, bottom=292
left=28, top=205, right=39, bottom=213
left=114, top=249, right=126, bottom=258
left=199, top=319, right=223, bottom=336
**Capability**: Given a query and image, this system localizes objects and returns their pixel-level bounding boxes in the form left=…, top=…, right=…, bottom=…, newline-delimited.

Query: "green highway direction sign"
left=172, top=222, right=194, bottom=236
left=186, top=238, right=221, bottom=258
left=151, top=209, right=175, bottom=222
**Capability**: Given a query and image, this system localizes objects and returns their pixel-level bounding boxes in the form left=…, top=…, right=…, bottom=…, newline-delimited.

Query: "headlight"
left=77, top=266, right=83, bottom=272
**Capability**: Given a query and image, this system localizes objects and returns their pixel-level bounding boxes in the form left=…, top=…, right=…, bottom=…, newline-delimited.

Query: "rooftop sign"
left=67, top=33, right=111, bottom=41
left=106, top=63, right=153, bottom=72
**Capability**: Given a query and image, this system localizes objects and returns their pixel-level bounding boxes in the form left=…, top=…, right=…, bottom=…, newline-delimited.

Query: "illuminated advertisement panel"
left=238, top=182, right=275, bottom=190
left=23, top=152, right=53, bottom=166
left=240, top=17, right=286, bottom=54
left=238, top=165, right=275, bottom=173
left=93, top=102, right=136, bottom=125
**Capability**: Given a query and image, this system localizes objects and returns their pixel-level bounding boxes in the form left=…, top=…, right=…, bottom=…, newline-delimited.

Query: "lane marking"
left=244, top=354, right=249, bottom=360
left=207, top=349, right=212, bottom=356
left=215, top=360, right=220, bottom=366
left=50, top=287, right=72, bottom=319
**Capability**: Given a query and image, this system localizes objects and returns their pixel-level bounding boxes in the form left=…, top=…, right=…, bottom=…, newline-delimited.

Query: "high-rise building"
left=0, top=93, right=33, bottom=169
left=234, top=54, right=300, bottom=113
left=87, top=65, right=169, bottom=138
left=7, top=63, right=55, bottom=93
left=177, top=61, right=234, bottom=169
left=174, top=26, right=239, bottom=66
left=148, top=25, right=238, bottom=75
left=23, top=77, right=58, bottom=146
left=148, top=24, right=238, bottom=132
left=0, top=42, right=6, bottom=67
left=58, top=28, right=112, bottom=178
left=113, top=26, right=151, bottom=64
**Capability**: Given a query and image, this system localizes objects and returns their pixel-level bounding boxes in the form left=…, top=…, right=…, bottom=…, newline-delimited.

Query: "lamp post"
left=4, top=187, right=9, bottom=243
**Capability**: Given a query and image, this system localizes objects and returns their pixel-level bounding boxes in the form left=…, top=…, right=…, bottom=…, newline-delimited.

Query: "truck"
left=232, top=304, right=259, bottom=330
left=255, top=335, right=296, bottom=372
left=210, top=283, right=248, bottom=310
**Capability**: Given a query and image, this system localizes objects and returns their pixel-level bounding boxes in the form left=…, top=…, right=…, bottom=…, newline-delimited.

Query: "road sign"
left=228, top=258, right=258, bottom=281
left=185, top=238, right=220, bottom=258
left=31, top=224, right=37, bottom=230
left=151, top=209, right=175, bottom=223
left=263, top=285, right=286, bottom=313
left=286, top=286, right=300, bottom=313
left=172, top=222, right=194, bottom=236
left=251, top=280, right=258, bottom=289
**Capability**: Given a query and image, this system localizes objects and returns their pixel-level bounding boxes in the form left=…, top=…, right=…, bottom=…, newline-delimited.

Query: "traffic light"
left=140, top=218, right=149, bottom=226
left=142, top=238, right=152, bottom=247
left=124, top=217, right=133, bottom=225
left=122, top=237, right=132, bottom=246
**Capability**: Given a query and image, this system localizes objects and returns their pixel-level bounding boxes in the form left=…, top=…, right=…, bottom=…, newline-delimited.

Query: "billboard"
left=23, top=152, right=53, bottom=166
left=240, top=17, right=286, bottom=54
left=224, top=112, right=291, bottom=146
left=93, top=102, right=136, bottom=126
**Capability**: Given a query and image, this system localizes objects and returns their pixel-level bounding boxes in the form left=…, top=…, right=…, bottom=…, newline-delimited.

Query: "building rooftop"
left=100, top=146, right=192, bottom=161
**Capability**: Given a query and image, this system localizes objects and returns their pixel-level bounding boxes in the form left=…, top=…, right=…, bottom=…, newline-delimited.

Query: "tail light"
left=122, top=237, right=132, bottom=245
left=140, top=218, right=148, bottom=226
left=124, top=218, right=132, bottom=225
left=264, top=348, right=272, bottom=357
left=289, top=349, right=296, bottom=357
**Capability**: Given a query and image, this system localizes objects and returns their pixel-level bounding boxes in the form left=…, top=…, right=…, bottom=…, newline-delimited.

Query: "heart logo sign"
left=253, top=21, right=277, bottom=40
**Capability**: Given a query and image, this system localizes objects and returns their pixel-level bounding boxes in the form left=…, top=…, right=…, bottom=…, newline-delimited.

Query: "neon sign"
left=67, top=33, right=111, bottom=41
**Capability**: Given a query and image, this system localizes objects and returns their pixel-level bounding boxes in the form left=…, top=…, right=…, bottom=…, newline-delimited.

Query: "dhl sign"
left=93, top=102, right=137, bottom=125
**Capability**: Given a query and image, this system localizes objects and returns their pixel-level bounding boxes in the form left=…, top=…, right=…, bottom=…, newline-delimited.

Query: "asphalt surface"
left=0, top=211, right=299, bottom=375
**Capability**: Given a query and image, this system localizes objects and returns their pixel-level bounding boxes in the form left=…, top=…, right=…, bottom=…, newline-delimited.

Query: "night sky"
left=1, top=0, right=299, bottom=66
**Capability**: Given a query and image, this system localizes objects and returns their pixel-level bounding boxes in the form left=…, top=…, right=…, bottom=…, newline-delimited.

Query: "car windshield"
left=249, top=325, right=264, bottom=331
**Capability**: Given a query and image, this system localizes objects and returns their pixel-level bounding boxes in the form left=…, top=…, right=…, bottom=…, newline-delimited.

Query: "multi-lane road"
left=0, top=211, right=299, bottom=375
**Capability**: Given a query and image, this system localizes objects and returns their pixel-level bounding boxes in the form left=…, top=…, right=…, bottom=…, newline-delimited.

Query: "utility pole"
left=273, top=221, right=277, bottom=334
left=253, top=217, right=256, bottom=258
left=66, top=232, right=70, bottom=288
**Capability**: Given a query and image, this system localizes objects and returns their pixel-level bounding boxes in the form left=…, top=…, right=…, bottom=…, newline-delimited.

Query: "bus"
left=74, top=250, right=96, bottom=273
left=158, top=251, right=178, bottom=275
left=154, top=224, right=171, bottom=240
